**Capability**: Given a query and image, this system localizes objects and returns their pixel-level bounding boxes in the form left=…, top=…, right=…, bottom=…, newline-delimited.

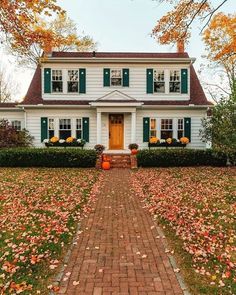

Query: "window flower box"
left=148, top=137, right=188, bottom=150
left=44, top=137, right=86, bottom=148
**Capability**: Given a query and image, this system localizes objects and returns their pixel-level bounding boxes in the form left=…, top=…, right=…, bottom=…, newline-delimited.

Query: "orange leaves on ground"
left=0, top=168, right=101, bottom=294
left=131, top=167, right=236, bottom=293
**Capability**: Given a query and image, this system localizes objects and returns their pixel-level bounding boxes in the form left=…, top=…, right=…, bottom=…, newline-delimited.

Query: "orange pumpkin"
left=131, top=149, right=138, bottom=155
left=102, top=161, right=111, bottom=170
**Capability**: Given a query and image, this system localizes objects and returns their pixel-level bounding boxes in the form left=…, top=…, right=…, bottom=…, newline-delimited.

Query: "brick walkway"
left=58, top=169, right=183, bottom=295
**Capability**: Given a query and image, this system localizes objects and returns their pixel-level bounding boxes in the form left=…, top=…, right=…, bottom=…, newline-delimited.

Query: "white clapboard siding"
left=136, top=109, right=206, bottom=149
left=25, top=109, right=97, bottom=147
left=0, top=111, right=25, bottom=128
left=42, top=63, right=190, bottom=101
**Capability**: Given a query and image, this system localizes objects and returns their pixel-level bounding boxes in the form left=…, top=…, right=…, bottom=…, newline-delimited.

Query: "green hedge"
left=0, top=148, right=97, bottom=168
left=137, top=149, right=228, bottom=167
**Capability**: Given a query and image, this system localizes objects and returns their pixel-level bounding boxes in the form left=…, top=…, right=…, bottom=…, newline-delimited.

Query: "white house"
left=0, top=50, right=212, bottom=150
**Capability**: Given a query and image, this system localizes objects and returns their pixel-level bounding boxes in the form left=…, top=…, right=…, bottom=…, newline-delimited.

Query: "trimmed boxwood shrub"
left=137, top=149, right=228, bottom=167
left=0, top=148, right=97, bottom=168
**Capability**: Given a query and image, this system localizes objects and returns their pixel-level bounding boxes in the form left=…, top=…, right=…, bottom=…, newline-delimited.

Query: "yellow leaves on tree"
left=153, top=0, right=210, bottom=44
left=0, top=0, right=63, bottom=50
left=203, top=13, right=236, bottom=62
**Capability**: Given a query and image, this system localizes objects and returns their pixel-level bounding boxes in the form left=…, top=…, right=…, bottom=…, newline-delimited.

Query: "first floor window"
left=59, top=119, right=71, bottom=139
left=48, top=118, right=55, bottom=138
left=161, top=119, right=173, bottom=139
left=150, top=118, right=157, bottom=137
left=11, top=120, right=21, bottom=131
left=154, top=70, right=165, bottom=93
left=169, top=70, right=180, bottom=93
left=67, top=70, right=79, bottom=93
left=76, top=118, right=82, bottom=139
left=111, top=69, right=122, bottom=86
left=177, top=119, right=184, bottom=139
left=52, top=70, right=63, bottom=92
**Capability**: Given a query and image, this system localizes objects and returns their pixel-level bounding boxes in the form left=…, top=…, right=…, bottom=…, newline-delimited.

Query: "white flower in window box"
left=59, top=139, right=65, bottom=143
left=43, top=139, right=49, bottom=143
left=77, top=139, right=82, bottom=143
left=160, top=139, right=166, bottom=143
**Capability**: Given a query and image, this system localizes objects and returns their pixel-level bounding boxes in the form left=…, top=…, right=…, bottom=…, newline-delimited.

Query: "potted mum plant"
left=128, top=143, right=139, bottom=155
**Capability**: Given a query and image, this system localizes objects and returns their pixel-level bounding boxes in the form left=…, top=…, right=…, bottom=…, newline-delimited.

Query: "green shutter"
left=184, top=117, right=191, bottom=142
left=181, top=69, right=188, bottom=94
left=103, top=68, right=110, bottom=87
left=79, top=69, right=86, bottom=93
left=123, top=68, right=129, bottom=87
left=41, top=117, right=48, bottom=142
left=82, top=117, right=89, bottom=142
left=146, top=69, right=153, bottom=94
left=143, top=117, right=150, bottom=142
left=44, top=68, right=51, bottom=93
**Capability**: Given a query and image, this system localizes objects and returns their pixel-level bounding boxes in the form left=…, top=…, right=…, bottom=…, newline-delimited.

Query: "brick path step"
left=57, top=169, right=183, bottom=295
left=106, top=154, right=131, bottom=168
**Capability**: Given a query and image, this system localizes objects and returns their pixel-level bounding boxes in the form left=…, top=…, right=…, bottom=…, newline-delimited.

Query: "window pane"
left=150, top=119, right=156, bottom=130
left=178, top=119, right=183, bottom=129
left=59, top=119, right=71, bottom=130
left=68, top=70, right=78, bottom=81
left=169, top=70, right=180, bottom=93
left=154, top=82, right=165, bottom=93
left=178, top=130, right=184, bottom=139
left=68, top=82, right=78, bottom=92
left=111, top=78, right=122, bottom=86
left=52, top=81, right=63, bottom=92
left=59, top=130, right=71, bottom=140
left=76, top=130, right=82, bottom=139
left=52, top=70, right=63, bottom=92
left=76, top=119, right=82, bottom=130
left=111, top=69, right=122, bottom=86
left=150, top=130, right=156, bottom=137
left=161, top=131, right=173, bottom=139
left=169, top=82, right=180, bottom=93
left=48, top=119, right=54, bottom=130
left=111, top=70, right=121, bottom=78
left=12, top=121, right=21, bottom=131
left=49, top=130, right=55, bottom=138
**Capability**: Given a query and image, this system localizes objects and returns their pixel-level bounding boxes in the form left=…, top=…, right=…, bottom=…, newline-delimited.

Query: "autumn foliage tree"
left=0, top=1, right=95, bottom=67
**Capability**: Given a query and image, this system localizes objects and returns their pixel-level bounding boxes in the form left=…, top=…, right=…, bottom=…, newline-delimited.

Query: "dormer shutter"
left=79, top=69, right=86, bottom=93
left=44, top=68, right=51, bottom=93
left=181, top=69, right=188, bottom=94
left=146, top=69, right=153, bottom=94
left=103, top=68, right=110, bottom=87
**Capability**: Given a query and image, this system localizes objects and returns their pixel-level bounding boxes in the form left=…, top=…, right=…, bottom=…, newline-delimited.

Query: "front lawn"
left=131, top=167, right=236, bottom=295
left=0, top=168, right=100, bottom=294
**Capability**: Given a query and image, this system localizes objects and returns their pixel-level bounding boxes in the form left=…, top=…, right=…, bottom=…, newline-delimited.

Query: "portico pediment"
left=96, top=90, right=137, bottom=102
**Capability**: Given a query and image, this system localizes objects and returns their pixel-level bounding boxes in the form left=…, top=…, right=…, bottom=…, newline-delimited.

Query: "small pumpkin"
left=149, top=137, right=159, bottom=144
left=131, top=149, right=138, bottom=155
left=102, top=161, right=111, bottom=170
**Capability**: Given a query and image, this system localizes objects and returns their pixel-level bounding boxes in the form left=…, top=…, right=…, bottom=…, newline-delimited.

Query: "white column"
left=96, top=111, right=102, bottom=144
left=131, top=111, right=136, bottom=143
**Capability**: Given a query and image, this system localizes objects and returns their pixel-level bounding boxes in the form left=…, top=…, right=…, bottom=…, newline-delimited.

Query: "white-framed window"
left=150, top=118, right=157, bottom=137
left=177, top=118, right=184, bottom=139
left=111, top=69, right=122, bottom=86
left=11, top=120, right=21, bottom=131
left=169, top=70, right=180, bottom=93
left=67, top=70, right=79, bottom=93
left=154, top=70, right=165, bottom=93
left=161, top=119, right=173, bottom=139
left=59, top=119, right=71, bottom=139
left=52, top=70, right=63, bottom=92
left=48, top=118, right=55, bottom=138
left=76, top=118, right=82, bottom=139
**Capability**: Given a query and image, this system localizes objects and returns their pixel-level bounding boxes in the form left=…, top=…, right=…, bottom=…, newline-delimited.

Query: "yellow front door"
left=109, top=114, right=124, bottom=149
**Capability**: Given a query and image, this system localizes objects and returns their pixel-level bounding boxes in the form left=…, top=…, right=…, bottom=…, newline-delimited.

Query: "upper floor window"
left=68, top=70, right=79, bottom=93
left=48, top=118, right=55, bottom=138
left=59, top=119, right=71, bottom=139
left=169, top=70, right=180, bottom=93
left=161, top=119, right=173, bottom=139
left=111, top=69, right=122, bottom=86
left=52, top=70, right=63, bottom=93
left=154, top=70, right=165, bottom=93
left=177, top=119, right=184, bottom=139
left=11, top=120, right=21, bottom=131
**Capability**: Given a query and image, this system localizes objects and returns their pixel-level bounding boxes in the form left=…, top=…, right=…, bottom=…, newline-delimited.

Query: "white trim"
left=131, top=111, right=136, bottom=143
left=96, top=112, right=102, bottom=144
left=90, top=102, right=143, bottom=107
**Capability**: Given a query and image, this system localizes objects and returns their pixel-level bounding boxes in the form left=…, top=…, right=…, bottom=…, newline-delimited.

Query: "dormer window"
left=154, top=70, right=165, bottom=93
left=169, top=70, right=180, bottom=93
left=111, top=69, right=122, bottom=86
left=52, top=70, right=63, bottom=92
left=68, top=70, right=79, bottom=93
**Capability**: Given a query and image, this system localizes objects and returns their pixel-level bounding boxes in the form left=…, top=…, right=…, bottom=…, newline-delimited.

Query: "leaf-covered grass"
left=0, top=168, right=101, bottom=294
left=131, top=167, right=236, bottom=295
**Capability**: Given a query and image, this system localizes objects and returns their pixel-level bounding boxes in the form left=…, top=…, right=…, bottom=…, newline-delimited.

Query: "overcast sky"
left=1, top=0, right=234, bottom=101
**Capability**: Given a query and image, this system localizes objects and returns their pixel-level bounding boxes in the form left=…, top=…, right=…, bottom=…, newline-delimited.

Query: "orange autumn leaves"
left=131, top=167, right=236, bottom=293
left=0, top=0, right=63, bottom=52
left=203, top=13, right=236, bottom=62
